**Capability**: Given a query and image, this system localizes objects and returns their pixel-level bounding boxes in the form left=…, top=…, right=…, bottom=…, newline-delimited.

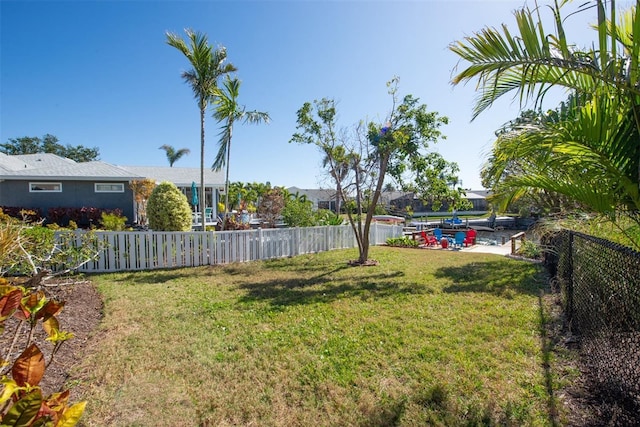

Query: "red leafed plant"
left=0, top=278, right=85, bottom=426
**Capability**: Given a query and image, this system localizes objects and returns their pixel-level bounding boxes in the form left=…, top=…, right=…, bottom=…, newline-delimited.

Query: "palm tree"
left=159, top=144, right=190, bottom=167
left=449, top=1, right=640, bottom=218
left=166, top=29, right=236, bottom=222
left=211, top=76, right=270, bottom=216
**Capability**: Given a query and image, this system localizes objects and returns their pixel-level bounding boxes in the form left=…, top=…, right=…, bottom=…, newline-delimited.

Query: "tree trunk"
left=225, top=122, right=233, bottom=217
left=199, top=100, right=206, bottom=229
left=358, top=153, right=390, bottom=264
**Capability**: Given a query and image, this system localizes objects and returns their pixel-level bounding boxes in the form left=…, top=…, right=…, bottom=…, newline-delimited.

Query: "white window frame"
left=29, top=182, right=62, bottom=192
left=95, top=183, right=125, bottom=193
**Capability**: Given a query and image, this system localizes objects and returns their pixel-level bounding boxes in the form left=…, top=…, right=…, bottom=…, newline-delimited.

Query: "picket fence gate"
left=61, top=223, right=403, bottom=273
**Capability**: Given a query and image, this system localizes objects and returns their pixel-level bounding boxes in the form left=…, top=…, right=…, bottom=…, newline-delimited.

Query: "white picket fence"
left=59, top=223, right=403, bottom=273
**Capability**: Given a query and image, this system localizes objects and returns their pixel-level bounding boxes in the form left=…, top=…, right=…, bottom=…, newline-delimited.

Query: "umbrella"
left=191, top=181, right=198, bottom=209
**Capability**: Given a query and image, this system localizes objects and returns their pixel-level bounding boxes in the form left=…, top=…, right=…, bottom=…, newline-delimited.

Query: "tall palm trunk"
left=200, top=99, right=206, bottom=226
left=224, top=120, right=234, bottom=216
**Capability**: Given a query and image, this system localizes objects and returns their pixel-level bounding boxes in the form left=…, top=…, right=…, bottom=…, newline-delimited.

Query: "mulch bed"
left=0, top=279, right=103, bottom=396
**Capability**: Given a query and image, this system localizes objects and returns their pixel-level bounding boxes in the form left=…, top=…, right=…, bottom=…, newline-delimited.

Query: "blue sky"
left=0, top=0, right=627, bottom=190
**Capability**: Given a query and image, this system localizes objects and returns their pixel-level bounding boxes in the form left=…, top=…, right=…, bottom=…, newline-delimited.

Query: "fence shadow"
left=234, top=268, right=436, bottom=308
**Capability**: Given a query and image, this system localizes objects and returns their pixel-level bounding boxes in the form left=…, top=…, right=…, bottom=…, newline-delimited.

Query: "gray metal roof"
left=287, top=186, right=337, bottom=200
left=1, top=160, right=141, bottom=180
left=0, top=153, right=30, bottom=171
left=464, top=191, right=489, bottom=199
left=117, top=166, right=224, bottom=186
left=0, top=153, right=77, bottom=172
left=0, top=153, right=223, bottom=185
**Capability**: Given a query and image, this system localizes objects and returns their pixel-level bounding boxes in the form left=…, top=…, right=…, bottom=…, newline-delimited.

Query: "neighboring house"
left=286, top=187, right=406, bottom=212
left=287, top=187, right=338, bottom=211
left=119, top=165, right=225, bottom=222
left=0, top=153, right=225, bottom=225
left=287, top=185, right=489, bottom=215
left=461, top=190, right=491, bottom=212
left=389, top=191, right=489, bottom=215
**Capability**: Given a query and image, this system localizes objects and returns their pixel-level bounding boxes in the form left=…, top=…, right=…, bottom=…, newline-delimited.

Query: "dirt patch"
left=347, top=259, right=379, bottom=266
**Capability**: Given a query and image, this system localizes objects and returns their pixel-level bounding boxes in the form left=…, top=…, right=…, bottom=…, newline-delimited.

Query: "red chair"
left=464, top=229, right=477, bottom=246
left=420, top=231, right=438, bottom=247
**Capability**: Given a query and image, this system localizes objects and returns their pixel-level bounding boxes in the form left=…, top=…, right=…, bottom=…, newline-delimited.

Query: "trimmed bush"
left=147, top=181, right=192, bottom=231
left=100, top=211, right=128, bottom=231
left=386, top=236, right=420, bottom=247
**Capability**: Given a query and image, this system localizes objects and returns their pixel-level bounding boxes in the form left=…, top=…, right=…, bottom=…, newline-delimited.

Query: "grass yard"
left=74, top=246, right=560, bottom=426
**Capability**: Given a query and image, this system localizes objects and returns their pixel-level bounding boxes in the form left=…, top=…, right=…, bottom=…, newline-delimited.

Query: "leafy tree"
left=450, top=1, right=640, bottom=236
left=315, top=209, right=344, bottom=225
left=291, top=78, right=466, bottom=264
left=147, top=181, right=192, bottom=231
left=281, top=197, right=316, bottom=227
left=166, top=29, right=236, bottom=220
left=129, top=179, right=157, bottom=227
left=159, top=144, right=190, bottom=167
left=257, top=187, right=285, bottom=228
left=211, top=76, right=270, bottom=216
left=1, top=134, right=100, bottom=162
left=227, top=181, right=271, bottom=213
left=1, top=136, right=41, bottom=154
left=62, top=145, right=101, bottom=162
left=481, top=105, right=585, bottom=216
left=322, top=145, right=351, bottom=213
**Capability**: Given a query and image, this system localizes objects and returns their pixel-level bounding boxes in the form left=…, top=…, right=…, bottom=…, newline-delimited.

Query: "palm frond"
left=450, top=1, right=637, bottom=119
left=212, top=123, right=231, bottom=171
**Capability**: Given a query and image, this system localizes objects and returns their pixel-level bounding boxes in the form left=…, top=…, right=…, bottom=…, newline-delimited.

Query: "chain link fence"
left=543, top=230, right=640, bottom=424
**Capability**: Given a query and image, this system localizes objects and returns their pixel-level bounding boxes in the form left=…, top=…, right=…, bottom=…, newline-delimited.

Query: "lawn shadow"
left=436, top=260, right=545, bottom=297
left=97, top=269, right=203, bottom=285
left=236, top=267, right=433, bottom=307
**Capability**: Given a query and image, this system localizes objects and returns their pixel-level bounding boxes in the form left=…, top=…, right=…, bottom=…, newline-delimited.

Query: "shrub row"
left=1, top=206, right=123, bottom=228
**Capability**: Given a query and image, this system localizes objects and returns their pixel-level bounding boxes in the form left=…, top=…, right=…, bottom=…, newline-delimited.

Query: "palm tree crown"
left=211, top=76, right=270, bottom=215
left=449, top=1, right=640, bottom=223
left=159, top=144, right=190, bottom=167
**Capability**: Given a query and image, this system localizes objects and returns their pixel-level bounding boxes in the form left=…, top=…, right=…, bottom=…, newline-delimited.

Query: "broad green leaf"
left=1, top=389, right=42, bottom=427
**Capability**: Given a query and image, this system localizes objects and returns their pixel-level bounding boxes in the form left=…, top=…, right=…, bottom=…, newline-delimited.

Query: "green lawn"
left=74, top=246, right=561, bottom=426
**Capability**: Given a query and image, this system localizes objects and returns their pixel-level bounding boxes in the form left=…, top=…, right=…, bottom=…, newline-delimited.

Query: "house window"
left=29, top=182, right=62, bottom=192
left=95, top=183, right=124, bottom=193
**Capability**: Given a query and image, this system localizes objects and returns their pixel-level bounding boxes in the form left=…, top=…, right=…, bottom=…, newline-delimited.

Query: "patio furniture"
left=465, top=229, right=477, bottom=246
left=454, top=231, right=467, bottom=248
left=192, top=212, right=201, bottom=225
left=420, top=231, right=438, bottom=247
left=204, top=207, right=214, bottom=223
left=440, top=237, right=449, bottom=249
